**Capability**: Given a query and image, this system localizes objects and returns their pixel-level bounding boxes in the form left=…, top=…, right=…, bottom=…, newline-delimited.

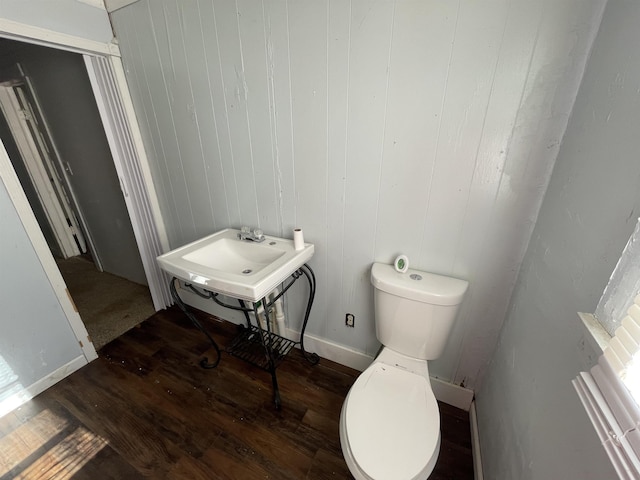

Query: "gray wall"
left=0, top=40, right=147, bottom=285
left=476, top=0, right=640, bottom=477
left=0, top=179, right=83, bottom=400
left=110, top=0, right=605, bottom=388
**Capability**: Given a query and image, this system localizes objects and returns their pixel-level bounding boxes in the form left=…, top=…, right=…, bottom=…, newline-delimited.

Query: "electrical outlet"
left=345, top=313, right=355, bottom=328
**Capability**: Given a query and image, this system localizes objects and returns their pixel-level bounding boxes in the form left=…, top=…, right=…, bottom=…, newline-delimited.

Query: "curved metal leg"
left=254, top=297, right=282, bottom=409
left=273, top=379, right=282, bottom=410
left=171, top=262, right=319, bottom=408
left=170, top=278, right=221, bottom=369
left=298, top=264, right=319, bottom=365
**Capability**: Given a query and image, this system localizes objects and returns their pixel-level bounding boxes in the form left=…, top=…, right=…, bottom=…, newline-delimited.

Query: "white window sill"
left=578, top=312, right=611, bottom=355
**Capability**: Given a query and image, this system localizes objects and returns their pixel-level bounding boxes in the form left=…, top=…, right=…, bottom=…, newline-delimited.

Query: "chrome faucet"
left=238, top=226, right=265, bottom=243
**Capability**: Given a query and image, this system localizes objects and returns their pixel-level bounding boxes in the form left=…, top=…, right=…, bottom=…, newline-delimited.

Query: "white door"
left=0, top=82, right=87, bottom=258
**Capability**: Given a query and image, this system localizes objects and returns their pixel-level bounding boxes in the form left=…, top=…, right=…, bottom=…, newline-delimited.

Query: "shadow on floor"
left=56, top=256, right=155, bottom=350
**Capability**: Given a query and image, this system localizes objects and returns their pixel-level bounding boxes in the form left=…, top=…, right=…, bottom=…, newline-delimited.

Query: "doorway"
left=0, top=38, right=155, bottom=349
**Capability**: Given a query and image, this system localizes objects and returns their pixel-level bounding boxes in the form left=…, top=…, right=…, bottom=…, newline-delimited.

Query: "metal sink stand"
left=169, top=263, right=319, bottom=409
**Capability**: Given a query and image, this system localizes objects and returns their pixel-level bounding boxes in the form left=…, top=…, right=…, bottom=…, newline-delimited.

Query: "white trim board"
left=104, top=0, right=141, bottom=13
left=76, top=0, right=107, bottom=10
left=470, top=401, right=485, bottom=480
left=0, top=355, right=87, bottom=419
left=177, top=282, right=475, bottom=411
left=578, top=312, right=610, bottom=354
left=284, top=327, right=375, bottom=372
left=0, top=18, right=118, bottom=56
left=431, top=376, right=475, bottom=411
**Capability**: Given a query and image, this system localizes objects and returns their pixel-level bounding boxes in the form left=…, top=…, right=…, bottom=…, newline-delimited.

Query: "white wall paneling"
left=111, top=0, right=605, bottom=389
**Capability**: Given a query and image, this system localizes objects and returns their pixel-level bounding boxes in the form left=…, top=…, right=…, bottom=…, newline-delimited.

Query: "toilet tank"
left=371, top=263, right=469, bottom=360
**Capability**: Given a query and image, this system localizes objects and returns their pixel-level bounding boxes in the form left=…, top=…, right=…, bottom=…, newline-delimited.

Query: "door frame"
left=0, top=18, right=171, bottom=360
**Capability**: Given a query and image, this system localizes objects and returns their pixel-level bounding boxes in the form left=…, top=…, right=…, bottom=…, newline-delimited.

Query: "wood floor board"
left=300, top=408, right=342, bottom=452
left=4, top=306, right=474, bottom=479
left=213, top=428, right=310, bottom=480
left=69, top=443, right=144, bottom=480
left=200, top=435, right=283, bottom=480
left=48, top=381, right=185, bottom=477
left=166, top=455, right=225, bottom=480
left=71, top=364, right=224, bottom=461
left=152, top=347, right=274, bottom=414
left=307, top=448, right=353, bottom=480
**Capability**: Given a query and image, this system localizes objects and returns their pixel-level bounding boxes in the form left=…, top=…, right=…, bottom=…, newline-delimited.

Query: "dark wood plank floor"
left=0, top=307, right=474, bottom=479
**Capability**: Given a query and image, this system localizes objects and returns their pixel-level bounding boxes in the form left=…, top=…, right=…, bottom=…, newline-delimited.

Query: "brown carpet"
left=56, top=256, right=155, bottom=350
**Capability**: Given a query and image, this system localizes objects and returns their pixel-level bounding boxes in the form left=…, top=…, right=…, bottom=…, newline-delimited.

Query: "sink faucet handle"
left=241, top=225, right=251, bottom=234
left=253, top=228, right=264, bottom=240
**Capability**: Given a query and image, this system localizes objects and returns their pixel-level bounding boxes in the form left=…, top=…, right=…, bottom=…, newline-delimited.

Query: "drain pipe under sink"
left=271, top=288, right=286, bottom=336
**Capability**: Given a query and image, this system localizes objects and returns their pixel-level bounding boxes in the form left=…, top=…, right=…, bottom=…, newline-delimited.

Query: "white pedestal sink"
left=157, top=228, right=314, bottom=302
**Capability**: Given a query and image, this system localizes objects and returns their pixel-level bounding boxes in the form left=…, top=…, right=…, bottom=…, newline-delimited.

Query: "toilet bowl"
left=339, top=349, right=440, bottom=480
left=339, top=263, right=468, bottom=480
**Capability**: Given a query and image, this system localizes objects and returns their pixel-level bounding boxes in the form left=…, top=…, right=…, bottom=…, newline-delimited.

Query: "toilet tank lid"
left=371, top=263, right=469, bottom=305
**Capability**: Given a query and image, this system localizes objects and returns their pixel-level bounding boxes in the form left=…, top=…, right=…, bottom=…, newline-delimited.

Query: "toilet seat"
left=343, top=362, right=440, bottom=480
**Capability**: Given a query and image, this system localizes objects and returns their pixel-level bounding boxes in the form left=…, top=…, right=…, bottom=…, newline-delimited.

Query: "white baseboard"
left=470, top=400, right=484, bottom=480
left=284, top=327, right=374, bottom=372
left=296, top=331, right=475, bottom=411
left=0, top=355, right=87, bottom=418
left=430, top=376, right=475, bottom=411
left=177, top=284, right=475, bottom=411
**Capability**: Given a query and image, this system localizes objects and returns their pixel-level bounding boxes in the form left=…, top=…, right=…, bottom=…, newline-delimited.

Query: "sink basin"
left=157, top=228, right=314, bottom=302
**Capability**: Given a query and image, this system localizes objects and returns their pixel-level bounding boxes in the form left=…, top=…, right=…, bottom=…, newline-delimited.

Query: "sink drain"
left=242, top=269, right=252, bottom=274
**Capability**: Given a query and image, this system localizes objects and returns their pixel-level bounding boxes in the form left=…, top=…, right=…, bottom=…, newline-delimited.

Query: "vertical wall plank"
left=340, top=0, right=396, bottom=353
left=419, top=0, right=510, bottom=275
left=158, top=1, right=216, bottom=239
left=325, top=0, right=351, bottom=342
left=262, top=0, right=296, bottom=236
left=114, top=10, right=181, bottom=247
left=141, top=1, right=198, bottom=244
left=148, top=1, right=203, bottom=242
left=287, top=0, right=328, bottom=335
left=180, top=1, right=231, bottom=232
left=198, top=0, right=241, bottom=228
left=438, top=0, right=545, bottom=383
left=213, top=0, right=259, bottom=228
left=375, top=0, right=459, bottom=265
left=236, top=0, right=279, bottom=231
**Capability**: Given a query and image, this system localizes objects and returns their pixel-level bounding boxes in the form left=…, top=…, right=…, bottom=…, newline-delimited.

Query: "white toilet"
left=339, top=262, right=469, bottom=480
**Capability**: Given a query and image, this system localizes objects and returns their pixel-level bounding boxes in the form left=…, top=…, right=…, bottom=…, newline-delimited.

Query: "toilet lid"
left=345, top=363, right=440, bottom=480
